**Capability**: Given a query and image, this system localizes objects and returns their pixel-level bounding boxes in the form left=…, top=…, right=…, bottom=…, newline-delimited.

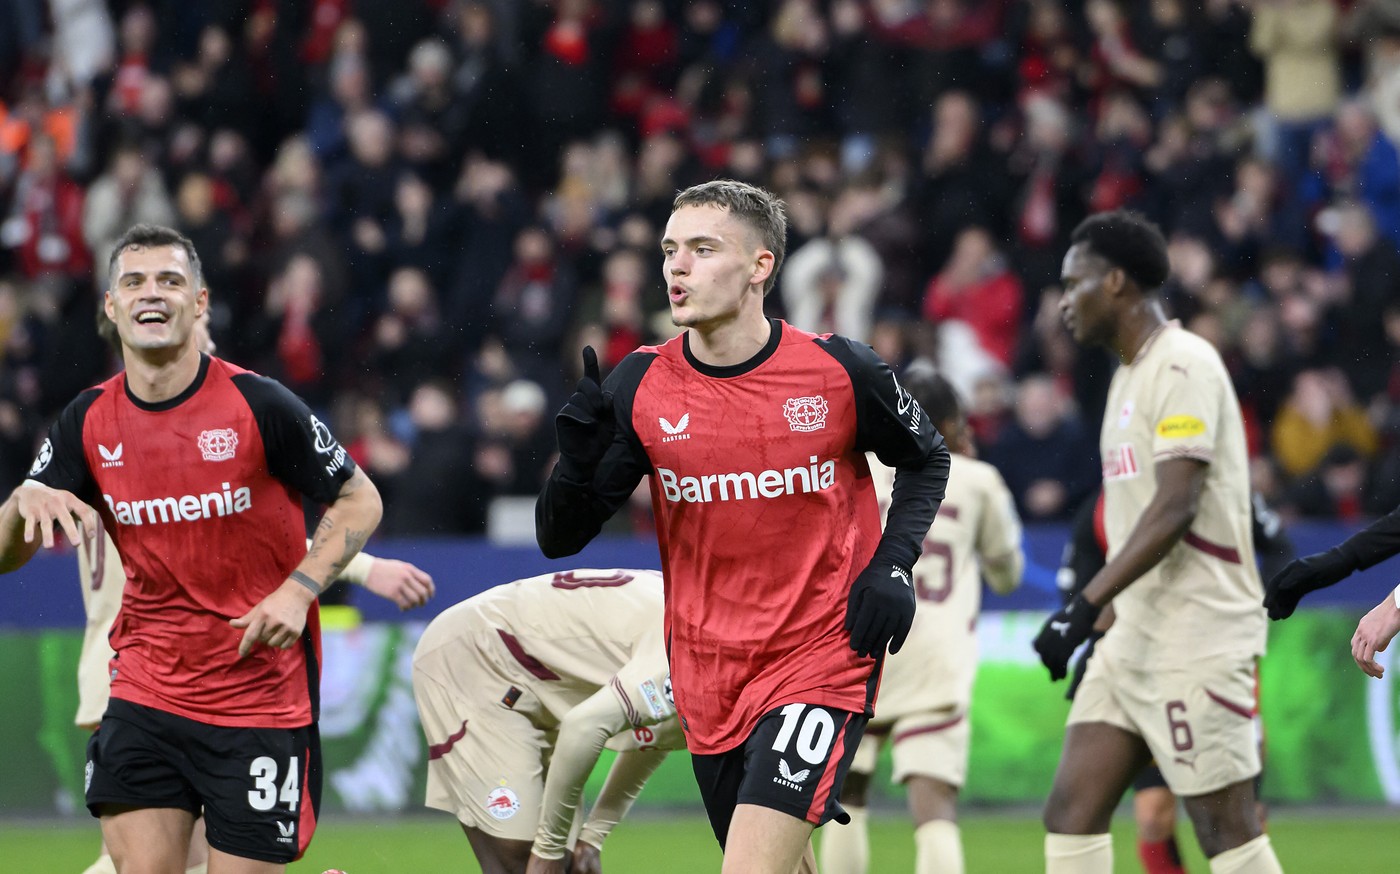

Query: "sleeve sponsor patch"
left=638, top=678, right=673, bottom=721
left=1156, top=415, right=1206, bottom=438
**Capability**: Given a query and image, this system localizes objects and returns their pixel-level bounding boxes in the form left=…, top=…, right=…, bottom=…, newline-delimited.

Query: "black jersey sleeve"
left=1058, top=490, right=1106, bottom=605
left=536, top=351, right=656, bottom=559
left=817, top=335, right=950, bottom=572
left=27, top=388, right=103, bottom=504
left=231, top=373, right=357, bottom=505
left=1250, top=491, right=1297, bottom=583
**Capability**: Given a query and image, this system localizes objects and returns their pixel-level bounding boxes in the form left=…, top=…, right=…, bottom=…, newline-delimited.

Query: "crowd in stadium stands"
left=2, top=0, right=1400, bottom=536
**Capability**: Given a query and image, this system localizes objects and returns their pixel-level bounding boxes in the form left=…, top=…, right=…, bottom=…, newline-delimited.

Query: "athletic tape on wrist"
left=1392, top=583, right=1400, bottom=610
left=291, top=570, right=322, bottom=596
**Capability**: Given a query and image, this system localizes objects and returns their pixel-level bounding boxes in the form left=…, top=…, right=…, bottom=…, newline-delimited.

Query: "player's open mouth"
left=135, top=310, right=170, bottom=325
left=669, top=286, right=688, bottom=304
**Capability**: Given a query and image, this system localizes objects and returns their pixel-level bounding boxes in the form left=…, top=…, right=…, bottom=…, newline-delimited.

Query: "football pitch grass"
left=3, top=808, right=1395, bottom=872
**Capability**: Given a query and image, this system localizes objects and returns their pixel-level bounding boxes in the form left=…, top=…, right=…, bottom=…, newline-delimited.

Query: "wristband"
left=290, top=570, right=322, bottom=596
left=1393, top=584, right=1400, bottom=610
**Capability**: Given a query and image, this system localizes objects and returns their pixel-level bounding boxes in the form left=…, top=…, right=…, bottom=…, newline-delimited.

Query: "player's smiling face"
left=105, top=244, right=208, bottom=354
left=1059, top=243, right=1120, bottom=347
left=661, top=204, right=772, bottom=330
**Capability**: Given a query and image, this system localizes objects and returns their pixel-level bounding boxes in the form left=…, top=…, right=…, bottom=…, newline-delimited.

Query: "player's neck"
left=1112, top=299, right=1167, bottom=365
left=686, top=309, right=772, bottom=367
left=122, top=344, right=204, bottom=403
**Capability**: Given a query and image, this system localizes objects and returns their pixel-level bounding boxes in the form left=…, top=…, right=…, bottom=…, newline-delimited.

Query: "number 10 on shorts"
left=248, top=755, right=300, bottom=812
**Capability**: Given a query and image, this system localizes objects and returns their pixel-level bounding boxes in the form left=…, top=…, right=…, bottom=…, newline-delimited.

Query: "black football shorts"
left=86, top=699, right=321, bottom=863
left=690, top=701, right=867, bottom=847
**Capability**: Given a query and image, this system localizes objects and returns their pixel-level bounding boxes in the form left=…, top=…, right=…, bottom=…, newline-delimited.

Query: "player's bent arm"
left=298, top=467, right=384, bottom=593
left=532, top=688, right=637, bottom=860
left=1080, top=457, right=1207, bottom=607
left=982, top=549, right=1025, bottom=596
left=305, top=537, right=434, bottom=610
left=577, top=747, right=670, bottom=851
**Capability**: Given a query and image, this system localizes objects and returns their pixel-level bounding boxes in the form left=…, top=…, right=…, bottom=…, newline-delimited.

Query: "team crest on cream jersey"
left=783, top=396, right=829, bottom=432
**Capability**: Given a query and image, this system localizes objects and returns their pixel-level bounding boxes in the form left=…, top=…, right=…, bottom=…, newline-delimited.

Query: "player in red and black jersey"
left=536, top=181, right=950, bottom=874
left=0, top=224, right=382, bottom=874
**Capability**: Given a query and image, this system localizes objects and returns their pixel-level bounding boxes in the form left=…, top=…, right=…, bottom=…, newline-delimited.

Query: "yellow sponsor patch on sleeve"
left=1156, top=415, right=1206, bottom=438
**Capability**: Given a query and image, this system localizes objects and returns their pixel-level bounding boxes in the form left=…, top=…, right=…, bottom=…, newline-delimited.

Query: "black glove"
left=845, top=561, right=916, bottom=658
left=554, top=346, right=615, bottom=484
left=1263, top=548, right=1354, bottom=620
left=1065, top=630, right=1104, bottom=702
left=1033, top=594, right=1101, bottom=681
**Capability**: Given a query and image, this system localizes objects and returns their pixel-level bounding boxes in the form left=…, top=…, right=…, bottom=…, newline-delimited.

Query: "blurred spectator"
left=171, top=25, right=255, bottom=135
left=475, top=377, right=554, bottom=497
left=390, top=38, right=470, bottom=189
left=914, top=90, right=1009, bottom=276
left=385, top=379, right=490, bottom=536
left=1327, top=200, right=1400, bottom=400
left=923, top=226, right=1023, bottom=374
left=81, top=143, right=175, bottom=276
left=1271, top=367, right=1378, bottom=479
left=492, top=225, right=578, bottom=384
left=1315, top=100, right=1400, bottom=247
left=244, top=253, right=350, bottom=410
left=1, top=133, right=91, bottom=280
left=368, top=266, right=459, bottom=407
left=1249, top=0, right=1342, bottom=245
left=984, top=373, right=1097, bottom=521
left=782, top=184, right=884, bottom=342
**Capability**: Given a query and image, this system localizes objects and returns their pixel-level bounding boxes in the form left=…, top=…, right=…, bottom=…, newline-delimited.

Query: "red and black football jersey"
left=27, top=355, right=356, bottom=728
left=538, top=320, right=948, bottom=753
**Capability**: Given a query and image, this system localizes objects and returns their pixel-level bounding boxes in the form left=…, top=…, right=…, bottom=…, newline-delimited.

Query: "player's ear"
left=751, top=249, right=775, bottom=290
left=103, top=289, right=116, bottom=321
left=1104, top=266, right=1127, bottom=297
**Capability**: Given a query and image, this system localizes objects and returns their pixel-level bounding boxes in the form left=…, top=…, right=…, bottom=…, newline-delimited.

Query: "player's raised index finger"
left=582, top=345, right=600, bottom=385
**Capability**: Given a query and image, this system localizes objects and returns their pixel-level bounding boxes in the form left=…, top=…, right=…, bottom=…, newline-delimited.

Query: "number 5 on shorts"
left=248, top=755, right=301, bottom=812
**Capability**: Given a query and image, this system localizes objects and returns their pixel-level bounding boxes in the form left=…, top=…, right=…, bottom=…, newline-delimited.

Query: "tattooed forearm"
left=337, top=528, right=370, bottom=573
left=297, top=470, right=383, bottom=587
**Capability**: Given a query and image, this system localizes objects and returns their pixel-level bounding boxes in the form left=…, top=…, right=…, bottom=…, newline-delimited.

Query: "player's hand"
left=362, top=558, right=435, bottom=610
left=845, top=561, right=916, bottom=658
left=525, top=852, right=568, bottom=874
left=554, top=346, right=615, bottom=484
left=572, top=841, right=603, bottom=874
left=13, top=481, right=97, bottom=549
left=1264, top=548, right=1353, bottom=620
left=1352, top=594, right=1400, bottom=679
left=230, top=578, right=317, bottom=657
left=1033, top=594, right=1101, bottom=681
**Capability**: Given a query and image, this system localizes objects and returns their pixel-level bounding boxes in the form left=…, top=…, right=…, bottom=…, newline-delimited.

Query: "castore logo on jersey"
left=659, top=413, right=690, bottom=442
left=99, top=443, right=124, bottom=468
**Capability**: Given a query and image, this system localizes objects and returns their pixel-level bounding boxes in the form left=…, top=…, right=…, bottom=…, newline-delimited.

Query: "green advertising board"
left=0, top=610, right=1388, bottom=816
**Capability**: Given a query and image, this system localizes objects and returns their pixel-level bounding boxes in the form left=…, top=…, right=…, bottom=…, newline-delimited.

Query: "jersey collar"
left=682, top=318, right=782, bottom=378
left=123, top=353, right=211, bottom=412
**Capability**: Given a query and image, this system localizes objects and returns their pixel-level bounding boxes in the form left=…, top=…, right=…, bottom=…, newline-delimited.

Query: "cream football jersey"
left=1096, top=322, right=1267, bottom=669
left=75, top=522, right=123, bottom=727
left=869, top=452, right=1023, bottom=718
left=413, top=569, right=678, bottom=736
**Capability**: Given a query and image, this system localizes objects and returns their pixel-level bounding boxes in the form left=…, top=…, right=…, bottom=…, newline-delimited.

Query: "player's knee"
left=1183, top=791, right=1261, bottom=857
left=1043, top=785, right=1110, bottom=835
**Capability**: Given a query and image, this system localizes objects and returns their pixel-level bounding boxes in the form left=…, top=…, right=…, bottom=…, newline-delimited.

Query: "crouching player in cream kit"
left=821, top=364, right=1024, bottom=874
left=412, top=568, right=683, bottom=874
